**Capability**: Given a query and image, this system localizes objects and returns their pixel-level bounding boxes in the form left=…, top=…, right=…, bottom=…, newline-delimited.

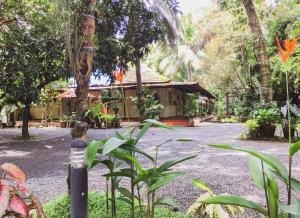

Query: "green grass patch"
left=39, top=192, right=187, bottom=218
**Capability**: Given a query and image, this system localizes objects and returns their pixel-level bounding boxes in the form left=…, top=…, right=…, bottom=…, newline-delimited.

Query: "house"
left=27, top=68, right=215, bottom=124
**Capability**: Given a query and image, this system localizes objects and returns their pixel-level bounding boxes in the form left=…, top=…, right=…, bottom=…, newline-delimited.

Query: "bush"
left=245, top=119, right=259, bottom=133
left=253, top=108, right=280, bottom=125
left=40, top=192, right=186, bottom=218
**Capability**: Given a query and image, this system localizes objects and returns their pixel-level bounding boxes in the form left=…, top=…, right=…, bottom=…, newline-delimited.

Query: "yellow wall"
left=30, top=102, right=62, bottom=120
left=117, top=88, right=184, bottom=119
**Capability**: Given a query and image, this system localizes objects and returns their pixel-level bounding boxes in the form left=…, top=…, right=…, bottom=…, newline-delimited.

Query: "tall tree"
left=57, top=0, right=180, bottom=137
left=242, top=0, right=273, bottom=102
left=0, top=0, right=66, bottom=138
left=125, top=0, right=180, bottom=120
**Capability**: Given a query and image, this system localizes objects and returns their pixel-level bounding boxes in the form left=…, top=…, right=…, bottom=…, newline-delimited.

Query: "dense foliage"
left=0, top=0, right=67, bottom=137
left=40, top=192, right=186, bottom=218
left=147, top=0, right=300, bottom=118
left=86, top=119, right=195, bottom=218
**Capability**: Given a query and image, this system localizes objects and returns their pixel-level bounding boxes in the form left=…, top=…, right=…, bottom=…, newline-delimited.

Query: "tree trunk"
left=135, top=59, right=145, bottom=121
left=242, top=0, right=273, bottom=103
left=73, top=0, right=96, bottom=138
left=22, top=105, right=30, bottom=139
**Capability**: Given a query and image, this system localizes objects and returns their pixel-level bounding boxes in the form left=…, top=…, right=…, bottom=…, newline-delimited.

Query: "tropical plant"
left=0, top=163, right=45, bottom=218
left=198, top=142, right=300, bottom=218
left=187, top=180, right=243, bottom=217
left=184, top=93, right=200, bottom=121
left=131, top=89, right=164, bottom=120
left=39, top=192, right=186, bottom=218
left=86, top=119, right=196, bottom=218
left=85, top=103, right=103, bottom=128
left=254, top=108, right=280, bottom=126
left=198, top=33, right=300, bottom=218
left=245, top=119, right=259, bottom=138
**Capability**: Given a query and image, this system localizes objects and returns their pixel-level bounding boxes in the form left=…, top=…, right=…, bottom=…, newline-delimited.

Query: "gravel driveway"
left=0, top=122, right=298, bottom=217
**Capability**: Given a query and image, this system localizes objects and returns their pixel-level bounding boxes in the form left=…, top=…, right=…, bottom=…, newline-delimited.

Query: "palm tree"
left=131, top=0, right=181, bottom=120
left=242, top=0, right=273, bottom=102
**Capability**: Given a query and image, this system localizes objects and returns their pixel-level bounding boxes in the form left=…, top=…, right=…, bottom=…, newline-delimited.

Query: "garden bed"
left=40, top=192, right=186, bottom=218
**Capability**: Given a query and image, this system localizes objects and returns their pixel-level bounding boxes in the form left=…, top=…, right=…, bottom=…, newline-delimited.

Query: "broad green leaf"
left=90, top=159, right=102, bottom=169
left=278, top=200, right=300, bottom=216
left=103, top=137, right=128, bottom=155
left=199, top=194, right=267, bottom=215
left=98, top=159, right=114, bottom=171
left=118, top=187, right=133, bottom=200
left=192, top=179, right=212, bottom=194
left=143, top=119, right=175, bottom=130
left=120, top=127, right=135, bottom=139
left=249, top=156, right=264, bottom=189
left=271, top=170, right=300, bottom=194
left=110, top=149, right=144, bottom=174
left=115, top=131, right=125, bottom=140
left=148, top=172, right=185, bottom=193
left=121, top=145, right=154, bottom=162
left=133, top=169, right=157, bottom=185
left=158, top=155, right=196, bottom=172
left=267, top=177, right=279, bottom=218
left=289, top=141, right=300, bottom=157
left=136, top=122, right=152, bottom=140
left=209, top=144, right=288, bottom=179
left=155, top=197, right=177, bottom=207
left=86, top=140, right=105, bottom=169
left=104, top=170, right=133, bottom=178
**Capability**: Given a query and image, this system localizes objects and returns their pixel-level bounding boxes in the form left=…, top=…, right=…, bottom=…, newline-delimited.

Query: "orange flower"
left=113, top=70, right=124, bottom=84
left=276, top=35, right=298, bottom=63
left=103, top=104, right=108, bottom=114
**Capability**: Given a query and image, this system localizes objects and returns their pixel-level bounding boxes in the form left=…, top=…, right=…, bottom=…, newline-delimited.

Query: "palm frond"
left=145, top=0, right=182, bottom=44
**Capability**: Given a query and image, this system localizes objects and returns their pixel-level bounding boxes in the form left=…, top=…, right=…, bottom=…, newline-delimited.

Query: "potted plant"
left=112, top=114, right=121, bottom=128
left=281, top=104, right=300, bottom=139
left=255, top=107, right=280, bottom=138
left=85, top=104, right=103, bottom=128
left=100, top=114, right=114, bottom=128
left=59, top=116, right=67, bottom=128
left=245, top=119, right=259, bottom=139
left=184, top=93, right=199, bottom=127
left=130, top=89, right=163, bottom=120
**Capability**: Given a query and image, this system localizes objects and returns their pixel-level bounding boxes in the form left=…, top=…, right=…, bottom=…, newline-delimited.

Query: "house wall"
left=117, top=88, right=185, bottom=119
left=30, top=102, right=62, bottom=120
left=29, top=87, right=194, bottom=121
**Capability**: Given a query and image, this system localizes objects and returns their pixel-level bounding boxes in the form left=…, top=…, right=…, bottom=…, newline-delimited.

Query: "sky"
left=179, top=0, right=213, bottom=20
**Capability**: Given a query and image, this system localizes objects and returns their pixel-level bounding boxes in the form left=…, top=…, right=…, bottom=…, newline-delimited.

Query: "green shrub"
left=254, top=108, right=280, bottom=125
left=245, top=119, right=259, bottom=133
left=101, top=114, right=114, bottom=123
left=41, top=192, right=186, bottom=218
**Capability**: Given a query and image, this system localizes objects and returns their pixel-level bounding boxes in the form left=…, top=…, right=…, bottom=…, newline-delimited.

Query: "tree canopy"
left=0, top=0, right=67, bottom=138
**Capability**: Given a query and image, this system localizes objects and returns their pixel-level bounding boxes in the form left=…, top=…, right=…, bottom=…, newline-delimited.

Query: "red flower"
left=113, top=70, right=124, bottom=84
left=276, top=35, right=298, bottom=63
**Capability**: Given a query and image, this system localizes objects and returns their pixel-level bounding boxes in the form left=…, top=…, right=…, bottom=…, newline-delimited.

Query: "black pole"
left=71, top=138, right=88, bottom=218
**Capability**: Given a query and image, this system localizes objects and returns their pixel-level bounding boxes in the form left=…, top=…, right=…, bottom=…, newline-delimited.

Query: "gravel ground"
left=0, top=122, right=299, bottom=217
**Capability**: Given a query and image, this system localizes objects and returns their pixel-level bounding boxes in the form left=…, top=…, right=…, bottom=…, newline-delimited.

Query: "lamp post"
left=70, top=138, right=88, bottom=218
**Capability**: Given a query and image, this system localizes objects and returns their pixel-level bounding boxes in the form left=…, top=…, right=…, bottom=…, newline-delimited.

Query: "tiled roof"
left=56, top=89, right=96, bottom=99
